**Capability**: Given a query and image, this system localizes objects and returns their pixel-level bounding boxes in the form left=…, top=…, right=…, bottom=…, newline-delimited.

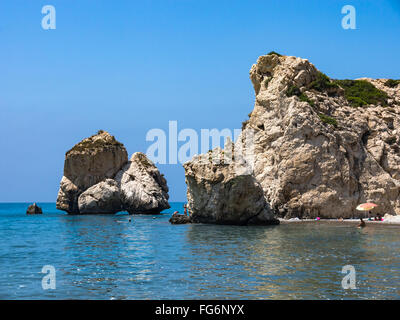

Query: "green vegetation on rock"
left=309, top=71, right=339, bottom=92
left=286, top=85, right=301, bottom=97
left=319, top=114, right=338, bottom=128
left=263, top=77, right=271, bottom=88
left=305, top=72, right=389, bottom=108
left=286, top=85, right=314, bottom=107
left=333, top=80, right=388, bottom=107
left=66, top=131, right=124, bottom=155
left=384, top=79, right=400, bottom=88
left=298, top=93, right=314, bottom=107
left=267, top=51, right=282, bottom=57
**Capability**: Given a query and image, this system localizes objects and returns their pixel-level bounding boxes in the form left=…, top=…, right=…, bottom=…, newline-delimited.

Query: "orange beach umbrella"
left=356, top=203, right=378, bottom=211
left=356, top=203, right=378, bottom=218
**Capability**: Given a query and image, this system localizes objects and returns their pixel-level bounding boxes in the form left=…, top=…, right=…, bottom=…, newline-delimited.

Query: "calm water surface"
left=0, top=202, right=399, bottom=299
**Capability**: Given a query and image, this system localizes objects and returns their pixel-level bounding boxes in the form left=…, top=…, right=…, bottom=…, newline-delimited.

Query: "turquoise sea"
left=0, top=202, right=399, bottom=300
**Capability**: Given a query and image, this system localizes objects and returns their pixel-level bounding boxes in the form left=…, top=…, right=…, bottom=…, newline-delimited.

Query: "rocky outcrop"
left=169, top=213, right=191, bottom=224
left=26, top=203, right=42, bottom=214
left=115, top=152, right=170, bottom=214
left=56, top=131, right=170, bottom=214
left=383, top=213, right=400, bottom=224
left=78, top=179, right=122, bottom=214
left=184, top=53, right=400, bottom=221
left=184, top=148, right=279, bottom=225
left=56, top=130, right=128, bottom=213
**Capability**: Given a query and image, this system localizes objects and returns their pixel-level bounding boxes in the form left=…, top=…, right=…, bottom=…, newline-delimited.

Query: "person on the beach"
left=184, top=204, right=188, bottom=216
left=358, top=218, right=366, bottom=228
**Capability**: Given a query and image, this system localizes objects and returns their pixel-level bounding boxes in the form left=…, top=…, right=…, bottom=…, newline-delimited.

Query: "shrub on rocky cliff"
left=298, top=93, right=314, bottom=107
left=334, top=79, right=388, bottom=107
left=286, top=85, right=314, bottom=107
left=267, top=51, right=282, bottom=57
left=318, top=114, right=338, bottom=128
left=384, top=79, right=400, bottom=88
left=309, top=71, right=339, bottom=92
left=263, top=77, right=271, bottom=88
left=286, top=85, right=301, bottom=97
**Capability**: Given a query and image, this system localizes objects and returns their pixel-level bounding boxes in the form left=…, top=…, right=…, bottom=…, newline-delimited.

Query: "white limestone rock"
left=115, top=152, right=170, bottom=214
left=56, top=131, right=128, bottom=213
left=184, top=53, right=400, bottom=221
left=78, top=179, right=122, bottom=214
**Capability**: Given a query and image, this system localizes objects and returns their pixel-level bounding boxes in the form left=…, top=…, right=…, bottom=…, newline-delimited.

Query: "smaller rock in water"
left=115, top=152, right=170, bottom=214
left=169, top=213, right=191, bottom=224
left=26, top=203, right=42, bottom=215
left=78, top=179, right=122, bottom=214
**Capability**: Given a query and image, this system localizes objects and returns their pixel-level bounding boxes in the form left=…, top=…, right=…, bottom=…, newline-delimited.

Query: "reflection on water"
left=0, top=203, right=399, bottom=299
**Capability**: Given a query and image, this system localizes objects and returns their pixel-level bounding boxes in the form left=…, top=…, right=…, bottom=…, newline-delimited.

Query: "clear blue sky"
left=0, top=0, right=399, bottom=202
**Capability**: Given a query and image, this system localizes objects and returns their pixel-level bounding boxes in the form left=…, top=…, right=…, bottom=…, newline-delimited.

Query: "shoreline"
left=279, top=218, right=400, bottom=227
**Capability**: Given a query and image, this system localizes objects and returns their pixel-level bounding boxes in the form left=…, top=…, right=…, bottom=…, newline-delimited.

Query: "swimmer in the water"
left=358, top=218, right=366, bottom=228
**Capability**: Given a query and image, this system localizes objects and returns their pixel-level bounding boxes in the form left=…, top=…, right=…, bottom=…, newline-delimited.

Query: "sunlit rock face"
left=185, top=53, right=400, bottom=220
left=78, top=179, right=122, bottom=214
left=184, top=148, right=279, bottom=225
left=56, top=131, right=128, bottom=213
left=115, top=152, right=170, bottom=214
left=57, top=132, right=169, bottom=214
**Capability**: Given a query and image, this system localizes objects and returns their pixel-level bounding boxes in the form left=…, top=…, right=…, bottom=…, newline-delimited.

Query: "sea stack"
left=184, top=147, right=279, bottom=225
left=115, top=152, right=170, bottom=214
left=56, top=130, right=170, bottom=214
left=26, top=203, right=43, bottom=214
left=183, top=53, right=400, bottom=222
left=56, top=130, right=128, bottom=213
left=169, top=212, right=191, bottom=224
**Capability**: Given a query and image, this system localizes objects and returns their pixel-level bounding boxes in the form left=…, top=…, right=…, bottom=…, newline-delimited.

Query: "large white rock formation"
left=56, top=131, right=170, bottom=214
left=184, top=53, right=400, bottom=221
